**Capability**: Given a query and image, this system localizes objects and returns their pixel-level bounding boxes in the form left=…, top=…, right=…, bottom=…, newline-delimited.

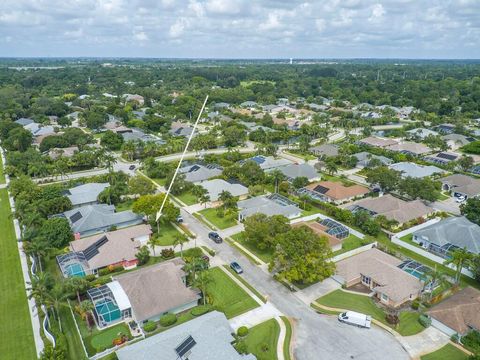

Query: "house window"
left=381, top=293, right=388, bottom=302
left=361, top=275, right=371, bottom=285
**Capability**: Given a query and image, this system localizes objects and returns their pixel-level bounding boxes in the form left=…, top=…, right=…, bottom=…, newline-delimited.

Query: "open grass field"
left=0, top=189, right=36, bottom=360
left=243, top=318, right=280, bottom=360
left=207, top=267, right=259, bottom=319
left=316, top=289, right=423, bottom=336
left=152, top=221, right=183, bottom=246
left=420, top=344, right=469, bottom=360
left=199, top=208, right=237, bottom=229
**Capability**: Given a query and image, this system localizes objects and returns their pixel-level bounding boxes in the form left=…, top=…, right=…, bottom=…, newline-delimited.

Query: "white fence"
left=331, top=242, right=377, bottom=262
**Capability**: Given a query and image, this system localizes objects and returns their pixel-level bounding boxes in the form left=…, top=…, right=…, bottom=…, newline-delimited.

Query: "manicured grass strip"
left=231, top=232, right=273, bottom=263
left=174, top=191, right=198, bottom=206
left=310, top=302, right=341, bottom=315
left=152, top=221, right=183, bottom=246
left=223, top=265, right=267, bottom=303
left=207, top=267, right=259, bottom=319
left=0, top=154, right=5, bottom=184
left=198, top=208, right=237, bottom=230
left=315, top=289, right=423, bottom=336
left=225, top=237, right=262, bottom=265
left=89, top=323, right=131, bottom=354
left=193, top=213, right=215, bottom=230
left=59, top=305, right=88, bottom=360
left=420, top=344, right=469, bottom=360
left=0, top=189, right=36, bottom=360
left=281, top=316, right=293, bottom=360
left=115, top=199, right=134, bottom=212
left=333, top=234, right=371, bottom=256
left=243, top=318, right=279, bottom=360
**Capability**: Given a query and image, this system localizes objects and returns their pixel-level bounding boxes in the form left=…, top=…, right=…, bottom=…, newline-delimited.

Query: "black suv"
left=208, top=232, right=223, bottom=243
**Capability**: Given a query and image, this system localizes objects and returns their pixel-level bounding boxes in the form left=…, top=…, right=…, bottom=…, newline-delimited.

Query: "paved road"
left=180, top=208, right=409, bottom=360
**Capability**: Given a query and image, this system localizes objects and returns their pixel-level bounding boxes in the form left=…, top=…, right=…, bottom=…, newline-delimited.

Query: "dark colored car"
left=230, top=261, right=243, bottom=274
left=208, top=232, right=223, bottom=243
left=129, top=165, right=136, bottom=170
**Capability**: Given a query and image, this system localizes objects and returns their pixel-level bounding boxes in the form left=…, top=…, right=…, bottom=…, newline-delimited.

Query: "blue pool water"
left=65, top=263, right=86, bottom=277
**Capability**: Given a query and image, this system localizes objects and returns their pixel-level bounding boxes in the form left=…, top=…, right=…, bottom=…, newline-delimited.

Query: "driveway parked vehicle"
left=208, top=232, right=223, bottom=243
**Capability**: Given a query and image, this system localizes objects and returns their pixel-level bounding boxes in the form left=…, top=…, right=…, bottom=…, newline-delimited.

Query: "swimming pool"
left=96, top=299, right=121, bottom=323
left=65, top=263, right=86, bottom=277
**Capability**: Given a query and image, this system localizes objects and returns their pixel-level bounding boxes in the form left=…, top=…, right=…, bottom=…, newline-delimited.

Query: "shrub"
left=191, top=305, right=210, bottom=317
left=159, top=313, right=177, bottom=327
left=98, top=268, right=110, bottom=276
left=161, top=248, right=175, bottom=259
left=91, top=277, right=111, bottom=287
left=85, top=274, right=96, bottom=282
left=235, top=340, right=247, bottom=354
left=451, top=333, right=461, bottom=343
left=143, top=321, right=157, bottom=332
left=462, top=330, right=480, bottom=354
left=419, top=314, right=431, bottom=328
left=237, top=326, right=249, bottom=337
left=411, top=299, right=420, bottom=310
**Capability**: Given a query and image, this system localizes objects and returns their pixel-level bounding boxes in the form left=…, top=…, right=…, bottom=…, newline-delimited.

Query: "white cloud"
left=169, top=18, right=190, bottom=38
left=369, top=3, right=385, bottom=22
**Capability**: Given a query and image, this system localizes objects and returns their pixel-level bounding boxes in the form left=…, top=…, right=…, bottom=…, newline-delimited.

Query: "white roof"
left=200, top=179, right=248, bottom=201
left=107, top=281, right=132, bottom=311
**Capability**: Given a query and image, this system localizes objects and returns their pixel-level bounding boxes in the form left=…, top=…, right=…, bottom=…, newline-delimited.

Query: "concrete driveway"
left=294, top=278, right=340, bottom=305
left=180, top=209, right=410, bottom=360
left=429, top=197, right=461, bottom=215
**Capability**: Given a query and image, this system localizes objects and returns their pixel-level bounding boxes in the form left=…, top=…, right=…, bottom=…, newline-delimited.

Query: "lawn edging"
left=225, top=237, right=264, bottom=266
left=280, top=316, right=293, bottom=360
left=222, top=265, right=267, bottom=303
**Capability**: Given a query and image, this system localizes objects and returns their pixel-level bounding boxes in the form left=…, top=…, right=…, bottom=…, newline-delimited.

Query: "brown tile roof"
left=336, top=248, right=423, bottom=304
left=352, top=194, right=434, bottom=224
left=387, top=141, right=431, bottom=155
left=114, top=258, right=200, bottom=322
left=427, top=287, right=480, bottom=334
left=306, top=181, right=370, bottom=201
left=292, top=222, right=342, bottom=248
left=70, top=224, right=152, bottom=270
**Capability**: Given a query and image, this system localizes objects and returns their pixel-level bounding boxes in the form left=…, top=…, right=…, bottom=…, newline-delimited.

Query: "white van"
left=338, top=311, right=372, bottom=329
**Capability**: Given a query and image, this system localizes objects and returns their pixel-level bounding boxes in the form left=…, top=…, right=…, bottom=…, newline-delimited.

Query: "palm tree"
left=199, top=193, right=210, bottom=208
left=270, top=169, right=285, bottom=193
left=77, top=300, right=94, bottom=330
left=48, top=284, right=69, bottom=332
left=193, top=271, right=214, bottom=305
left=423, top=267, right=448, bottom=301
left=24, top=240, right=49, bottom=273
left=27, top=272, right=52, bottom=307
left=325, top=160, right=338, bottom=176
left=65, top=277, right=89, bottom=304
left=445, top=248, right=473, bottom=284
left=148, top=236, right=160, bottom=256
left=173, top=233, right=189, bottom=258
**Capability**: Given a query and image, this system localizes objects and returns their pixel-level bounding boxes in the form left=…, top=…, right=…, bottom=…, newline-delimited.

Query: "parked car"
left=208, top=232, right=222, bottom=243
left=176, top=215, right=184, bottom=223
left=129, top=165, right=136, bottom=170
left=338, top=311, right=371, bottom=329
left=455, top=195, right=466, bottom=203
left=230, top=261, right=243, bottom=274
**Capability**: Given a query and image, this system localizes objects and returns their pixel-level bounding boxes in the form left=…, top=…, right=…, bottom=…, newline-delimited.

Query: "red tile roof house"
left=335, top=248, right=424, bottom=308
left=427, top=287, right=480, bottom=338
left=304, top=181, right=370, bottom=205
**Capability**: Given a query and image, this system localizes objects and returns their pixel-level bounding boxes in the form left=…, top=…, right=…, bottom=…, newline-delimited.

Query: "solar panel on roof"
left=83, top=236, right=108, bottom=261
left=69, top=212, right=83, bottom=223
left=189, top=165, right=200, bottom=172
left=313, top=185, right=329, bottom=194
left=175, top=335, right=197, bottom=358
left=437, top=153, right=457, bottom=161
left=251, top=156, right=265, bottom=164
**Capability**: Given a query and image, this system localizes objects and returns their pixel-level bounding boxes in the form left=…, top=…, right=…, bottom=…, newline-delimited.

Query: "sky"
left=0, top=0, right=479, bottom=59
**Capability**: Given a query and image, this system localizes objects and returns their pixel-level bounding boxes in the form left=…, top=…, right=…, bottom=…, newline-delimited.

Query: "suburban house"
left=442, top=134, right=475, bottom=150
left=293, top=218, right=350, bottom=252
left=407, top=128, right=439, bottom=140
left=48, top=145, right=79, bottom=160
left=435, top=123, right=456, bottom=135
left=358, top=136, right=399, bottom=149
left=178, top=163, right=222, bottom=183
left=200, top=179, right=249, bottom=204
left=309, top=144, right=339, bottom=158
left=56, top=224, right=152, bottom=278
left=387, top=142, right=432, bottom=156
left=15, top=117, right=35, bottom=127
left=88, top=258, right=200, bottom=328
left=122, top=128, right=165, bottom=144
left=424, top=152, right=461, bottom=165
left=350, top=194, right=434, bottom=227
left=240, top=100, right=258, bottom=109
left=335, top=248, right=424, bottom=308
left=169, top=122, right=194, bottom=138
left=427, top=287, right=480, bottom=337
left=440, top=174, right=480, bottom=200
left=59, top=204, right=144, bottom=237
left=301, top=181, right=370, bottom=204
left=64, top=182, right=110, bottom=208
left=238, top=193, right=301, bottom=221
left=24, top=122, right=56, bottom=137
left=123, top=94, right=145, bottom=105
left=273, top=163, right=320, bottom=182
left=412, top=217, right=480, bottom=258
left=242, top=155, right=291, bottom=171
left=353, top=152, right=393, bottom=168
left=389, top=162, right=445, bottom=178
left=116, top=311, right=256, bottom=360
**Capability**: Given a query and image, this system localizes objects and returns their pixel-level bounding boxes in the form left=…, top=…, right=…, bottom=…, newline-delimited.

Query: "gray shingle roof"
left=65, top=182, right=110, bottom=207
left=274, top=163, right=319, bottom=181
left=200, top=179, right=248, bottom=201
left=353, top=152, right=393, bottom=167
left=413, top=217, right=480, bottom=254
left=179, top=164, right=222, bottom=183
left=238, top=195, right=300, bottom=219
left=389, top=162, right=445, bottom=178
left=116, top=311, right=256, bottom=360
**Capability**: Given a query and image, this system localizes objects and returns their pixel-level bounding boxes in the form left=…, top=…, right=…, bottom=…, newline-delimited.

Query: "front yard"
left=315, top=289, right=424, bottom=336
left=231, top=232, right=274, bottom=263
left=0, top=189, right=36, bottom=360
left=174, top=190, right=198, bottom=205
left=152, top=221, right=184, bottom=246
left=198, top=207, right=238, bottom=229
left=207, top=267, right=259, bottom=319
left=420, top=344, right=469, bottom=360
left=242, top=318, right=280, bottom=360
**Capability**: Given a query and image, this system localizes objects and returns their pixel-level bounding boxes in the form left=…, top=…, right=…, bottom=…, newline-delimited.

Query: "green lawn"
left=115, top=199, right=134, bottom=212
left=243, top=318, right=279, bottom=360
left=231, top=232, right=274, bottom=263
left=315, top=289, right=423, bottom=336
left=175, top=190, right=198, bottom=205
left=152, top=177, right=167, bottom=186
left=223, top=265, right=267, bottom=303
left=207, top=267, right=259, bottom=319
left=152, top=222, right=183, bottom=246
left=333, top=235, right=372, bottom=256
left=0, top=189, right=36, bottom=360
left=199, top=208, right=237, bottom=229
left=420, top=344, right=469, bottom=360
left=284, top=150, right=317, bottom=161
left=58, top=305, right=88, bottom=360
left=281, top=317, right=293, bottom=360
left=300, top=207, right=322, bottom=217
